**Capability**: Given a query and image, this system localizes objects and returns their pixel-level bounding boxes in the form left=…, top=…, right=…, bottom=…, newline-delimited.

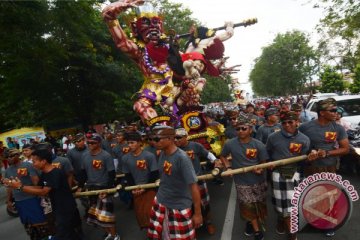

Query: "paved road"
left=1, top=172, right=359, bottom=240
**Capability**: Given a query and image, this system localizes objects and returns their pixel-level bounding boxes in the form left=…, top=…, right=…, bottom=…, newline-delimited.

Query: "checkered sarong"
left=147, top=197, right=195, bottom=240
left=271, top=171, right=300, bottom=217
left=198, top=180, right=210, bottom=207
left=87, top=195, right=115, bottom=228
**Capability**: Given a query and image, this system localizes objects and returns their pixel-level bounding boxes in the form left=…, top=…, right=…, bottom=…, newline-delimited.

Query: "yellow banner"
left=0, top=127, right=45, bottom=148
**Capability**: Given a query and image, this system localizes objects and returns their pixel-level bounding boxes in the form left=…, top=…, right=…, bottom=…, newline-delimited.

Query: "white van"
left=305, top=95, right=360, bottom=128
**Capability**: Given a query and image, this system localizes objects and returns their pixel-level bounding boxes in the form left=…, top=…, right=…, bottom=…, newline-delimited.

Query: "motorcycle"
left=340, top=124, right=360, bottom=175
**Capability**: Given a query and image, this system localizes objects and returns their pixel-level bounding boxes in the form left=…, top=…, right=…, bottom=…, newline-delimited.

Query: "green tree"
left=249, top=30, right=319, bottom=96
left=319, top=65, right=345, bottom=93
left=349, top=64, right=360, bottom=93
left=201, top=76, right=232, bottom=104
left=315, top=0, right=360, bottom=71
left=0, top=0, right=232, bottom=132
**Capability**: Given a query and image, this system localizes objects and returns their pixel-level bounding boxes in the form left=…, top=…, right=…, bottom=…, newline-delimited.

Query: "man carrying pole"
left=147, top=125, right=203, bottom=240
left=174, top=128, right=217, bottom=235
left=121, top=131, right=158, bottom=230
left=219, top=116, right=268, bottom=240
left=78, top=133, right=119, bottom=240
left=266, top=111, right=310, bottom=240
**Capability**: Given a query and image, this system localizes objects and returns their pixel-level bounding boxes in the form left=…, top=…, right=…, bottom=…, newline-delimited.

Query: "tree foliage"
left=249, top=30, right=319, bottom=96
left=315, top=0, right=360, bottom=77
left=0, top=0, right=231, bottom=132
left=349, top=64, right=360, bottom=94
left=319, top=65, right=345, bottom=93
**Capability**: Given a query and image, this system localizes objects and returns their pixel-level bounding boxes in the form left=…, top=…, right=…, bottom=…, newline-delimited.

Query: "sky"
left=171, top=0, right=325, bottom=95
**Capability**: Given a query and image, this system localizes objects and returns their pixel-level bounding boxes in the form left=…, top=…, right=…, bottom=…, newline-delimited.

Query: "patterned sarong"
left=271, top=171, right=300, bottom=217
left=87, top=195, right=115, bottom=228
left=147, top=197, right=195, bottom=240
left=235, top=181, right=267, bottom=222
left=134, top=189, right=156, bottom=229
left=198, top=180, right=210, bottom=207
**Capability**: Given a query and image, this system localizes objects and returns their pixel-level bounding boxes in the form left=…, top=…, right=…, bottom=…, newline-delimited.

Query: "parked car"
left=311, top=92, right=339, bottom=99
left=305, top=95, right=360, bottom=128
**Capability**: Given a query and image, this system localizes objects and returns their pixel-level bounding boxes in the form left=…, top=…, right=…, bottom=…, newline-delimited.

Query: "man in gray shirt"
left=267, top=111, right=310, bottom=240
left=66, top=133, right=88, bottom=183
left=4, top=148, right=49, bottom=240
left=219, top=116, right=268, bottom=240
left=122, top=131, right=158, bottom=229
left=256, top=108, right=281, bottom=144
left=299, top=98, right=349, bottom=173
left=175, top=128, right=217, bottom=235
left=78, top=133, right=119, bottom=240
left=147, top=125, right=202, bottom=240
left=298, top=98, right=349, bottom=237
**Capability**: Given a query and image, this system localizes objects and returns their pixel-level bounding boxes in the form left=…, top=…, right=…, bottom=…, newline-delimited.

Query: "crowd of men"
left=0, top=96, right=351, bottom=240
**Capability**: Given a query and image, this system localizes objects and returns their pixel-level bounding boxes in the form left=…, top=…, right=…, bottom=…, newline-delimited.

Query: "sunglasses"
left=282, top=120, right=295, bottom=125
left=74, top=139, right=84, bottom=143
left=175, top=136, right=184, bottom=140
left=230, top=118, right=237, bottom=121
left=326, top=108, right=338, bottom=113
left=149, top=137, right=168, bottom=142
left=87, top=141, right=98, bottom=145
left=235, top=126, right=249, bottom=131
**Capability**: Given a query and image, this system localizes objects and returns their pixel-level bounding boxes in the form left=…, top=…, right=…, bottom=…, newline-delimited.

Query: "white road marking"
left=221, top=182, right=236, bottom=240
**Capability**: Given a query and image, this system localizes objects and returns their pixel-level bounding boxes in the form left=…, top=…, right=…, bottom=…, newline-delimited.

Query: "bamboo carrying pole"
left=75, top=155, right=307, bottom=197
left=75, top=185, right=122, bottom=197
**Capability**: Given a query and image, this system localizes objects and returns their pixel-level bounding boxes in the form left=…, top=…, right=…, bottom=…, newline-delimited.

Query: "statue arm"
left=102, top=0, right=144, bottom=59
left=215, top=21, right=234, bottom=42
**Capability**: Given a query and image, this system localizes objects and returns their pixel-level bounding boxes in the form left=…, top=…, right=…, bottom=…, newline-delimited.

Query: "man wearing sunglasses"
left=256, top=108, right=281, bottom=144
left=78, top=133, right=119, bottom=240
left=174, top=128, right=217, bottom=235
left=225, top=111, right=240, bottom=139
left=219, top=116, right=269, bottom=240
left=67, top=133, right=88, bottom=184
left=266, top=111, right=310, bottom=240
left=298, top=98, right=349, bottom=237
left=147, top=126, right=203, bottom=240
left=122, top=131, right=158, bottom=230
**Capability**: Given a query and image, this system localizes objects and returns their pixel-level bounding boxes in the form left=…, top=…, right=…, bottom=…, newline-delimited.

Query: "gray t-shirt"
left=66, top=147, right=88, bottom=179
left=122, top=150, right=158, bottom=184
left=102, top=139, right=116, bottom=157
left=179, top=141, right=209, bottom=175
left=225, top=125, right=238, bottom=139
left=81, top=150, right=115, bottom=186
left=156, top=148, right=197, bottom=210
left=52, top=156, right=74, bottom=174
left=221, top=138, right=268, bottom=185
left=299, top=120, right=347, bottom=166
left=266, top=129, right=310, bottom=170
left=5, top=162, right=38, bottom=201
left=256, top=123, right=282, bottom=144
left=113, top=143, right=129, bottom=172
left=143, top=145, right=161, bottom=160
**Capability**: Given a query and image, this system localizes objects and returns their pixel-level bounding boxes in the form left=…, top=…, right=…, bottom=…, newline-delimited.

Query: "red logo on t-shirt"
left=52, top=163, right=61, bottom=169
left=17, top=168, right=28, bottom=177
left=325, top=132, right=337, bottom=142
left=163, top=160, right=172, bottom=175
left=289, top=142, right=302, bottom=154
left=186, top=150, right=195, bottom=160
left=246, top=149, right=257, bottom=159
left=92, top=160, right=102, bottom=169
left=136, top=160, right=147, bottom=170
left=122, top=147, right=130, bottom=154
